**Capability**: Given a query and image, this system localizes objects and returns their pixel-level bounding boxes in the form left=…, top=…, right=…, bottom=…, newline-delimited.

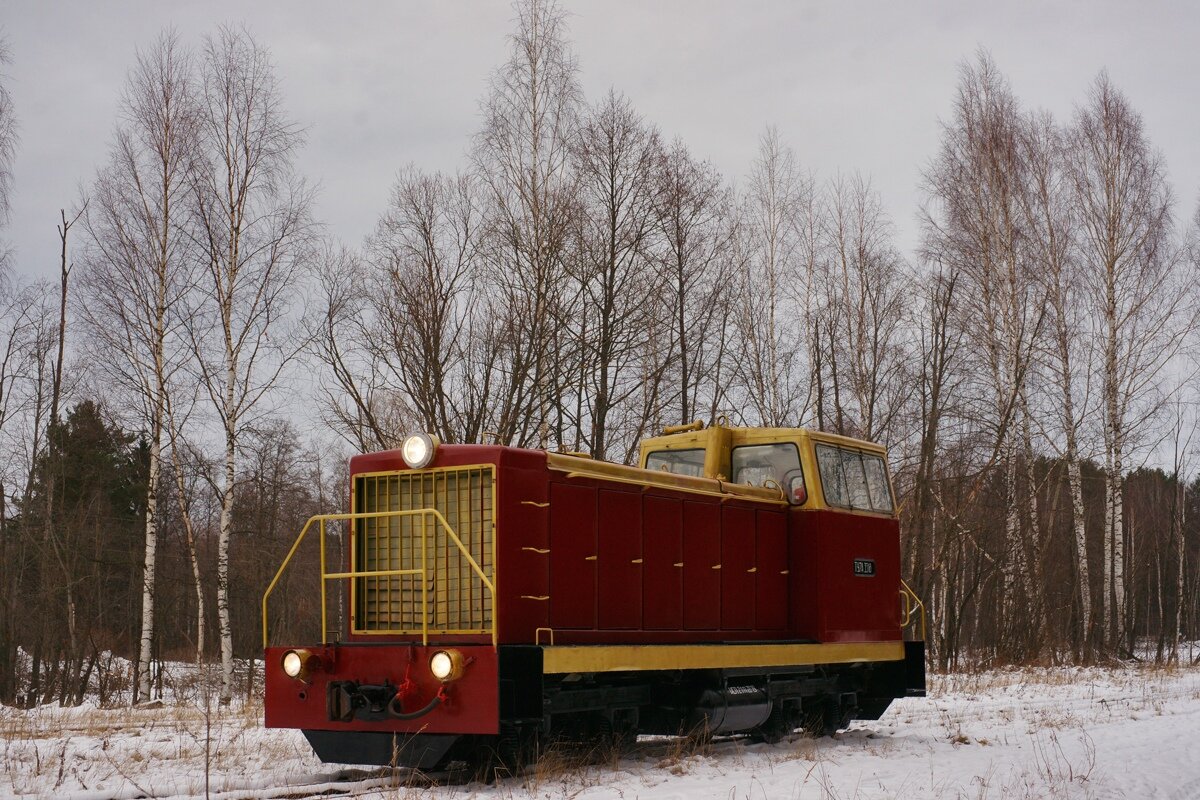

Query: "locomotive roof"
left=639, top=425, right=888, bottom=456
left=348, top=424, right=893, bottom=513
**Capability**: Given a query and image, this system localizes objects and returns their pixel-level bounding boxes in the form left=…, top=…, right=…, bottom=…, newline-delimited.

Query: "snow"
left=4, top=665, right=1200, bottom=799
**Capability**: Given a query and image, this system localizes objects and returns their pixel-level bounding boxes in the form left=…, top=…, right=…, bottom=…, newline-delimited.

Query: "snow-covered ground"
left=3, top=665, right=1200, bottom=799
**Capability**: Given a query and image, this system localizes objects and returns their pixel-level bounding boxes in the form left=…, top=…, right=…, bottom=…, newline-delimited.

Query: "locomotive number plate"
left=853, top=558, right=876, bottom=577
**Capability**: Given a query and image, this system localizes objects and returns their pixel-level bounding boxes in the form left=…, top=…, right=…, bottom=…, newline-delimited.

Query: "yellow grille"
left=353, top=465, right=494, bottom=635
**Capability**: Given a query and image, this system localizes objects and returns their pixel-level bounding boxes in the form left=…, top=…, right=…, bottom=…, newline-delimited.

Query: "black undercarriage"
left=303, top=642, right=925, bottom=770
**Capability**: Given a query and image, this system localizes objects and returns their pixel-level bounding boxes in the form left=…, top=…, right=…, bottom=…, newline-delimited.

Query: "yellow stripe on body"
left=541, top=641, right=905, bottom=674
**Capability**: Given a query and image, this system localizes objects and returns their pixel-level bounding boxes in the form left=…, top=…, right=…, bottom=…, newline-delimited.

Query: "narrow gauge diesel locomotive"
left=263, top=421, right=925, bottom=769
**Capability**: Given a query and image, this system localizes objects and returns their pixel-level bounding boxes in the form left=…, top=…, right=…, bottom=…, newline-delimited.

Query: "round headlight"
left=281, top=650, right=304, bottom=678
left=280, top=648, right=318, bottom=681
left=429, top=649, right=465, bottom=682
left=401, top=432, right=439, bottom=469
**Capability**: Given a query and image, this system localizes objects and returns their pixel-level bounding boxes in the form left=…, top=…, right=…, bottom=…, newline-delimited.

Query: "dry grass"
left=0, top=692, right=289, bottom=799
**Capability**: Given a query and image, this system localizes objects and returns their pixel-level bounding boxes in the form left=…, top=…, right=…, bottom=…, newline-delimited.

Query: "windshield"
left=815, top=444, right=893, bottom=513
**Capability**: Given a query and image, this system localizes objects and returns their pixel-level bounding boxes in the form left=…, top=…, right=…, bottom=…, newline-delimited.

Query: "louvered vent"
left=353, top=466, right=494, bottom=635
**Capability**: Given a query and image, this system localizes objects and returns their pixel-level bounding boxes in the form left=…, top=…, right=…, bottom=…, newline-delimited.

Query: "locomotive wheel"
left=801, top=697, right=835, bottom=737
left=802, top=696, right=854, bottom=737
left=753, top=702, right=798, bottom=745
left=481, top=725, right=528, bottom=782
left=592, top=713, right=635, bottom=760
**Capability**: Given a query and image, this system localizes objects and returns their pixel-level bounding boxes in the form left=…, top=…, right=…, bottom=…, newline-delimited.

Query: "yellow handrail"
left=262, top=508, right=496, bottom=649
left=899, top=579, right=927, bottom=641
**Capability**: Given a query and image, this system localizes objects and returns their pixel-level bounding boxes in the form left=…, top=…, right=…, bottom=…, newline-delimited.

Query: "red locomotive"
left=263, top=421, right=925, bottom=770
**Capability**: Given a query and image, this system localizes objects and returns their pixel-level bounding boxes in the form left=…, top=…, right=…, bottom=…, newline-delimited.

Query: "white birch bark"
left=217, top=418, right=235, bottom=703
left=191, top=26, right=311, bottom=704
left=736, top=127, right=808, bottom=428
left=1067, top=74, right=1180, bottom=654
left=78, top=32, right=197, bottom=705
left=1105, top=333, right=1125, bottom=649
left=472, top=0, right=581, bottom=447
left=1173, top=474, right=1185, bottom=663
left=1020, top=109, right=1093, bottom=653
left=1067, top=456, right=1090, bottom=639
left=165, top=391, right=206, bottom=663
left=1020, top=396, right=1044, bottom=641
left=137, top=403, right=161, bottom=702
left=1101, top=471, right=1112, bottom=646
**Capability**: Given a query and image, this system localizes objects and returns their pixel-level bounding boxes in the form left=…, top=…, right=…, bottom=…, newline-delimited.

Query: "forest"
left=1, top=0, right=1199, bottom=711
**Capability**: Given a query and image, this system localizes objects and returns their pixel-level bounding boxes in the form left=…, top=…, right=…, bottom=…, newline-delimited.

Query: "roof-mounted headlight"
left=401, top=432, right=439, bottom=469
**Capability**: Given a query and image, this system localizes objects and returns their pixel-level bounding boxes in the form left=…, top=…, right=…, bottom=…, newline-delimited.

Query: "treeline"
left=1, top=3, right=1199, bottom=707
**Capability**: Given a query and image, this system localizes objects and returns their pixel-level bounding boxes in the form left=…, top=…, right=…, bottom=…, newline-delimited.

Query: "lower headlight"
left=429, top=649, right=465, bottom=682
left=281, top=649, right=318, bottom=681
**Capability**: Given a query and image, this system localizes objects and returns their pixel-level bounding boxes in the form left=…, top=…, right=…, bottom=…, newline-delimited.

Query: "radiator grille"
left=353, top=465, right=494, bottom=635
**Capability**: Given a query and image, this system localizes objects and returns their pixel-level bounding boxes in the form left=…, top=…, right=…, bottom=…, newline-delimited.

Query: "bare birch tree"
left=472, top=0, right=581, bottom=447
left=190, top=24, right=312, bottom=704
left=164, top=373, right=208, bottom=665
left=903, top=262, right=964, bottom=666
left=0, top=33, right=15, bottom=232
left=735, top=127, right=811, bottom=427
left=922, top=52, right=1047, bottom=659
left=0, top=279, right=57, bottom=702
left=1067, top=72, right=1182, bottom=654
left=570, top=91, right=663, bottom=458
left=816, top=173, right=910, bottom=444
left=309, top=244, right=401, bottom=453
left=78, top=31, right=198, bottom=704
left=0, top=46, right=22, bottom=686
left=365, top=169, right=486, bottom=443
left=653, top=140, right=735, bottom=426
left=1020, top=110, right=1096, bottom=653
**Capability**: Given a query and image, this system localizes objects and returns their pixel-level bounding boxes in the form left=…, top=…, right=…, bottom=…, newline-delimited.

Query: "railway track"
left=144, top=732, right=769, bottom=800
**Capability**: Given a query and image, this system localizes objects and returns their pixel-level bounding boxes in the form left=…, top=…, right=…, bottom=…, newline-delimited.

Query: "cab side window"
left=815, top=444, right=893, bottom=513
left=816, top=444, right=850, bottom=506
left=731, top=443, right=801, bottom=490
left=862, top=454, right=894, bottom=513
left=645, top=448, right=706, bottom=477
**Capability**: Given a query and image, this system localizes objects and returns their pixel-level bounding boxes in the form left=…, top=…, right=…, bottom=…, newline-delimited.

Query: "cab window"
left=732, top=443, right=801, bottom=490
left=645, top=448, right=705, bottom=477
left=862, top=455, right=894, bottom=512
left=815, top=444, right=893, bottom=513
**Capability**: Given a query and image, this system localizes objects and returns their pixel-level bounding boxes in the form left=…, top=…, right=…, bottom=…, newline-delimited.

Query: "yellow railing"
left=261, top=508, right=496, bottom=649
left=899, top=579, right=927, bottom=641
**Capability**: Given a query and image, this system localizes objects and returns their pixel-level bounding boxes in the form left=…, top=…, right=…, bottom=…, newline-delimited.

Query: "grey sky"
left=3, top=1, right=1198, bottom=280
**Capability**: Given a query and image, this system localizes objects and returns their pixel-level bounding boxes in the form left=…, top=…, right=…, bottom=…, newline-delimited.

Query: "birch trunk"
left=1111, top=456, right=1125, bottom=651
left=1054, top=288, right=1090, bottom=648
left=1106, top=326, right=1125, bottom=650
left=217, top=420, right=235, bottom=704
left=1066, top=456, right=1090, bottom=647
left=1101, top=471, right=1112, bottom=651
left=1002, top=449, right=1023, bottom=645
left=137, top=426, right=160, bottom=703
left=183, top=488, right=206, bottom=664
left=1067, top=74, right=1177, bottom=656
left=193, top=26, right=310, bottom=704
left=1174, top=477, right=1185, bottom=663
left=1020, top=397, right=1045, bottom=652
left=167, top=429, right=205, bottom=663
left=80, top=33, right=196, bottom=707
left=218, top=183, right=239, bottom=707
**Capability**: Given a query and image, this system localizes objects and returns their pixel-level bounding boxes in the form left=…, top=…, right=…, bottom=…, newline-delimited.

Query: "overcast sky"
left=3, top=0, right=1198, bottom=282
